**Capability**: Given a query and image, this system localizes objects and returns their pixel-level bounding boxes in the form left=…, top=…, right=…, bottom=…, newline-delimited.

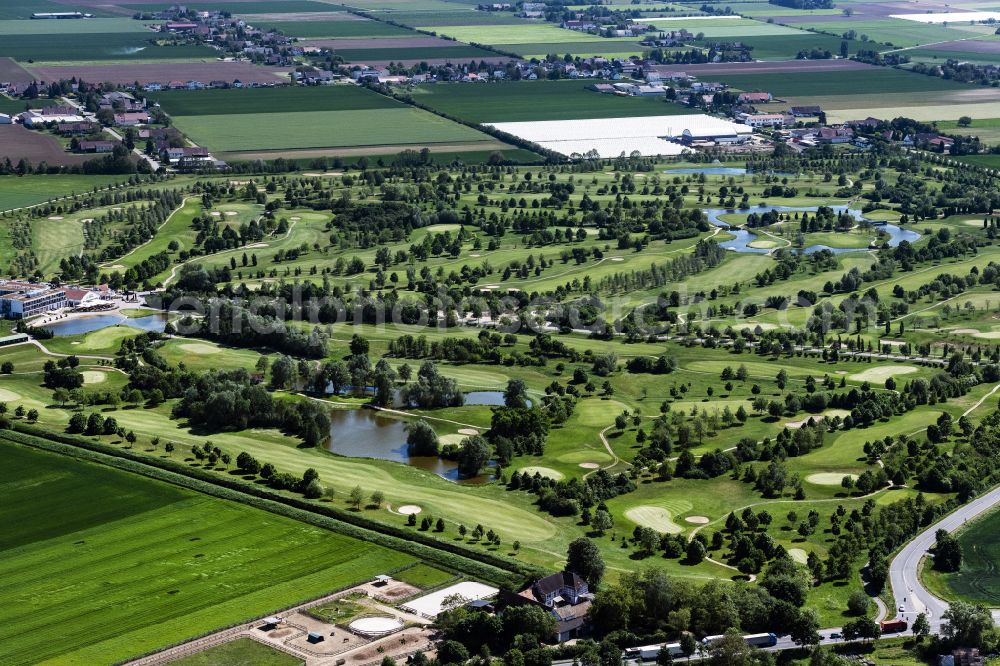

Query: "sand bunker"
left=806, top=472, right=858, bottom=486
left=81, top=370, right=106, bottom=385
left=519, top=466, right=564, bottom=480
left=974, top=330, right=1000, bottom=339
left=105, top=264, right=125, bottom=270
left=290, top=216, right=301, bottom=221
left=685, top=515, right=710, bottom=524
left=47, top=216, right=63, bottom=220
left=625, top=506, right=685, bottom=534
left=849, top=365, right=918, bottom=382
left=788, top=548, right=809, bottom=564
left=0, top=388, right=20, bottom=401
left=578, top=462, right=600, bottom=469
left=397, top=505, right=421, bottom=515
left=177, top=342, right=219, bottom=355
left=457, top=428, right=479, bottom=436
left=210, top=211, right=221, bottom=217
left=246, top=243, right=267, bottom=248
left=951, top=328, right=980, bottom=335
left=609, top=257, right=624, bottom=262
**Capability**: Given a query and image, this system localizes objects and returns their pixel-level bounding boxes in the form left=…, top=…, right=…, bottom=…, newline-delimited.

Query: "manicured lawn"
left=0, top=439, right=415, bottom=665
left=170, top=638, right=303, bottom=666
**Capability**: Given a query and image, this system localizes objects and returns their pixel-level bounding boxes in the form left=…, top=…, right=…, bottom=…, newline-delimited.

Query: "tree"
left=680, top=633, right=698, bottom=662
left=504, top=378, right=529, bottom=408
left=406, top=419, right=439, bottom=456
left=125, top=431, right=137, bottom=447
left=592, top=509, right=614, bottom=535
left=370, top=490, right=385, bottom=509
left=846, top=589, right=872, bottom=616
left=457, top=435, right=491, bottom=477
left=438, top=641, right=469, bottom=665
left=941, top=601, right=994, bottom=649
left=349, top=485, right=365, bottom=510
left=686, top=539, right=706, bottom=564
left=566, top=537, right=605, bottom=587
left=934, top=529, right=963, bottom=572
left=958, top=116, right=973, bottom=127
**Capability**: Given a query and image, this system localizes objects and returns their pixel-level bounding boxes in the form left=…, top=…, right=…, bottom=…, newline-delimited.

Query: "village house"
left=737, top=112, right=790, bottom=128
left=114, top=111, right=150, bottom=126
left=77, top=140, right=117, bottom=153
left=57, top=122, right=100, bottom=136
left=818, top=127, right=854, bottom=144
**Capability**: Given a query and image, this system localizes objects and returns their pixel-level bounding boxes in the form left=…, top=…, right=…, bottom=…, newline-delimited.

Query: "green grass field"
left=0, top=18, right=154, bottom=34
left=120, top=1, right=343, bottom=13
left=172, top=108, right=493, bottom=153
left=412, top=80, right=692, bottom=123
left=0, top=174, right=129, bottom=211
left=0, top=439, right=414, bottom=665
left=393, top=562, right=456, bottom=588
left=924, top=506, right=1000, bottom=606
left=0, top=0, right=117, bottom=19
left=334, top=45, right=499, bottom=60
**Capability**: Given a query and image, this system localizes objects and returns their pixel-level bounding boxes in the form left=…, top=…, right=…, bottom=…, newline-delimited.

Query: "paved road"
left=891, top=484, right=1000, bottom=629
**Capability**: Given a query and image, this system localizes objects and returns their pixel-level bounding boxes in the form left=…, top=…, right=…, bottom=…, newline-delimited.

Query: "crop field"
left=173, top=107, right=493, bottom=154
left=412, top=80, right=693, bottom=123
left=0, top=94, right=53, bottom=115
left=718, top=68, right=974, bottom=98
left=418, top=22, right=643, bottom=50
left=0, top=33, right=218, bottom=63
left=694, top=32, right=865, bottom=59
left=151, top=85, right=399, bottom=116
left=332, top=45, right=500, bottom=61
left=0, top=126, right=94, bottom=168
left=0, top=0, right=117, bottom=19
left=0, top=18, right=154, bottom=34
left=259, top=18, right=417, bottom=38
left=0, top=439, right=415, bottom=665
left=645, top=16, right=807, bottom=36
left=27, top=61, right=288, bottom=86
left=789, top=18, right=987, bottom=46
left=118, top=1, right=344, bottom=13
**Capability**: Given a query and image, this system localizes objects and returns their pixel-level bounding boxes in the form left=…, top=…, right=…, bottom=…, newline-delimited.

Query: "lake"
left=42, top=312, right=169, bottom=336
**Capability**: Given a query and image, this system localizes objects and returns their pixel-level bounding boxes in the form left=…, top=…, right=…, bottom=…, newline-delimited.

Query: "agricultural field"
left=922, top=507, right=1000, bottom=605
left=411, top=80, right=692, bottom=123
left=0, top=439, right=415, bottom=665
left=0, top=32, right=218, bottom=64
left=153, top=85, right=506, bottom=159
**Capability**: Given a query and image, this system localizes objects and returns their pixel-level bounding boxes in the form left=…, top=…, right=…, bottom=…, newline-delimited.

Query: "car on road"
left=898, top=606, right=905, bottom=612
left=830, top=633, right=841, bottom=639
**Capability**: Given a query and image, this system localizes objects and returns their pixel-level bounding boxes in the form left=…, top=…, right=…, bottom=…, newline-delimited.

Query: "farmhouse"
left=57, top=122, right=99, bottom=136
left=77, top=140, right=117, bottom=153
left=738, top=92, right=772, bottom=104
left=818, top=127, right=853, bottom=144
left=790, top=105, right=822, bottom=117
left=499, top=572, right=593, bottom=642
left=737, top=113, right=790, bottom=128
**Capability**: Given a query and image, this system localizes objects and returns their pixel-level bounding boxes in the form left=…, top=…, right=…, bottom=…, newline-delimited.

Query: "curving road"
left=890, top=484, right=1000, bottom=629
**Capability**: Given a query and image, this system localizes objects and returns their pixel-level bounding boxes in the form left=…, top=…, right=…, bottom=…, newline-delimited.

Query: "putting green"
left=438, top=434, right=465, bottom=446
left=748, top=240, right=778, bottom=249
left=806, top=472, right=858, bottom=486
left=624, top=500, right=693, bottom=534
left=557, top=450, right=612, bottom=464
left=849, top=366, right=918, bottom=382
left=518, top=466, right=564, bottom=480
left=177, top=343, right=221, bottom=355
left=81, top=371, right=106, bottom=385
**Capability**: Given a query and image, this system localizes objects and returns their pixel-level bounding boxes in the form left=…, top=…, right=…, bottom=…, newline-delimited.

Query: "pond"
left=42, top=312, right=169, bottom=336
left=705, top=205, right=920, bottom=255
left=326, top=407, right=493, bottom=484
